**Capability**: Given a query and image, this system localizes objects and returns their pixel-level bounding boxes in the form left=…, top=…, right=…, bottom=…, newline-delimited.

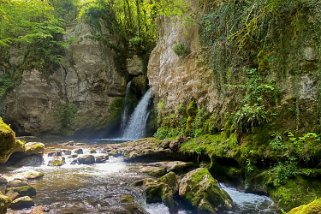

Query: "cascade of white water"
left=122, top=88, right=152, bottom=140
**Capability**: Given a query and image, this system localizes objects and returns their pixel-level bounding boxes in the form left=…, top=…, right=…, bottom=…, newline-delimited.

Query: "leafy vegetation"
left=172, top=42, right=190, bottom=57
left=78, top=0, right=188, bottom=55
left=0, top=0, right=66, bottom=71
left=56, top=102, right=78, bottom=130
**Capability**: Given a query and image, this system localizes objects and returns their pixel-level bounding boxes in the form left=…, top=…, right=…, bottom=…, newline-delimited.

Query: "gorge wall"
left=148, top=0, right=321, bottom=136
left=3, top=23, right=127, bottom=135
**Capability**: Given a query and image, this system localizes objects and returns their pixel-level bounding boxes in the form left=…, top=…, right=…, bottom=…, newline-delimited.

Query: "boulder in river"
left=14, top=154, right=44, bottom=167
left=179, top=168, right=233, bottom=213
left=48, top=157, right=65, bottom=166
left=72, top=148, right=84, bottom=155
left=25, top=142, right=45, bottom=155
left=9, top=196, right=34, bottom=210
left=0, top=118, right=25, bottom=164
left=6, top=184, right=37, bottom=198
left=23, top=170, right=44, bottom=180
left=143, top=173, right=178, bottom=208
left=95, top=154, right=109, bottom=163
left=139, top=166, right=167, bottom=177
left=77, top=155, right=95, bottom=164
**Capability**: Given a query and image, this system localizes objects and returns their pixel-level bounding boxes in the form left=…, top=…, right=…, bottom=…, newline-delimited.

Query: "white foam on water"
left=220, top=183, right=275, bottom=211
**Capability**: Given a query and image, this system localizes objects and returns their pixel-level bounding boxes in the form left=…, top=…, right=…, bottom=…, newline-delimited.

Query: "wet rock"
left=48, top=157, right=65, bottom=166
left=143, top=178, right=163, bottom=203
left=23, top=170, right=44, bottom=180
left=0, top=176, right=8, bottom=186
left=63, top=140, right=75, bottom=146
left=0, top=194, right=11, bottom=213
left=95, top=154, right=109, bottom=163
left=6, top=184, right=37, bottom=198
left=0, top=118, right=25, bottom=164
left=7, top=179, right=28, bottom=188
left=70, top=159, right=78, bottom=165
left=77, top=155, right=95, bottom=164
left=179, top=168, right=233, bottom=213
left=139, top=166, right=167, bottom=177
left=25, top=142, right=45, bottom=155
left=120, top=194, right=147, bottom=214
left=11, top=154, right=44, bottom=167
left=73, top=148, right=84, bottom=154
left=71, top=154, right=78, bottom=158
left=0, top=176, right=8, bottom=193
left=62, top=150, right=71, bottom=155
left=143, top=178, right=175, bottom=207
left=10, top=196, right=34, bottom=210
left=31, top=205, right=45, bottom=214
left=166, top=161, right=195, bottom=173
left=90, top=149, right=97, bottom=154
left=48, top=151, right=63, bottom=157
left=132, top=180, right=144, bottom=187
left=160, top=172, right=179, bottom=195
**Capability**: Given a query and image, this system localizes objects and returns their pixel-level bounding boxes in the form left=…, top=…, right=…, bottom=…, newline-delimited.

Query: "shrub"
left=57, top=102, right=77, bottom=129
left=172, top=42, right=190, bottom=57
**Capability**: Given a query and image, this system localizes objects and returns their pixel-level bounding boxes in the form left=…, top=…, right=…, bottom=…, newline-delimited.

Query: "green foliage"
left=0, top=71, right=22, bottom=115
left=233, top=68, right=277, bottom=134
left=172, top=42, right=190, bottom=57
left=56, top=102, right=78, bottom=129
left=79, top=0, right=188, bottom=54
left=0, top=0, right=66, bottom=72
left=200, top=0, right=321, bottom=73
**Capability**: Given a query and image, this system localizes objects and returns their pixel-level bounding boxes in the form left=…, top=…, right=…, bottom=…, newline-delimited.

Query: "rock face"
left=0, top=117, right=24, bottom=164
left=179, top=168, right=233, bottom=213
left=147, top=1, right=321, bottom=133
left=4, top=22, right=126, bottom=135
left=147, top=2, right=218, bottom=114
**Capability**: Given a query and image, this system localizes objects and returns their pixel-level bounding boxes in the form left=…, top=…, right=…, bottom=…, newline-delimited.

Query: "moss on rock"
left=179, top=168, right=233, bottom=213
left=288, top=198, right=321, bottom=214
left=268, top=177, right=321, bottom=211
left=0, top=194, right=11, bottom=213
left=0, top=117, right=25, bottom=164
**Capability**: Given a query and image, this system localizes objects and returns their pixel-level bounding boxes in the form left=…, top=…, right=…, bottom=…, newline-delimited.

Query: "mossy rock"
left=139, top=166, right=167, bottom=177
left=25, top=142, right=45, bottom=155
left=288, top=198, right=321, bottom=214
left=160, top=172, right=179, bottom=195
left=0, top=117, right=25, bottom=164
left=0, top=194, right=11, bottom=213
left=143, top=178, right=175, bottom=207
left=268, top=177, right=321, bottom=211
left=179, top=168, right=233, bottom=213
left=9, top=196, right=34, bottom=210
left=6, top=185, right=37, bottom=197
left=143, top=178, right=163, bottom=203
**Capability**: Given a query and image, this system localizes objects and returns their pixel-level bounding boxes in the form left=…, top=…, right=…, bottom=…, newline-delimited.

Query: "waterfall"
left=122, top=88, right=153, bottom=140
left=120, top=81, right=132, bottom=131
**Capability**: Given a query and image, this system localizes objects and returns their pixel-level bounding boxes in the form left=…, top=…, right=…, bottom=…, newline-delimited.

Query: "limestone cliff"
left=4, top=23, right=126, bottom=135
left=147, top=0, right=320, bottom=134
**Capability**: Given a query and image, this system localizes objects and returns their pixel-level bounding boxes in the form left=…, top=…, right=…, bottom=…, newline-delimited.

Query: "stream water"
left=3, top=144, right=278, bottom=214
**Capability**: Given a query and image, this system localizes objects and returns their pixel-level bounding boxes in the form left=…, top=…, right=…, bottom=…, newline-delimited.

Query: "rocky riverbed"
left=0, top=137, right=280, bottom=214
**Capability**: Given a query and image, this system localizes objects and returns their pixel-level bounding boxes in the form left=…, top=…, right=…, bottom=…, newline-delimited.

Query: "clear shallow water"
left=4, top=144, right=277, bottom=214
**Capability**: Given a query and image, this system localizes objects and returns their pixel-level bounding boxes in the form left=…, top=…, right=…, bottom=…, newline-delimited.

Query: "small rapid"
left=220, top=183, right=276, bottom=214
